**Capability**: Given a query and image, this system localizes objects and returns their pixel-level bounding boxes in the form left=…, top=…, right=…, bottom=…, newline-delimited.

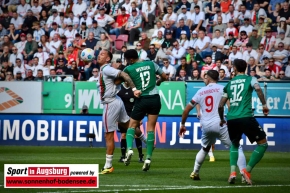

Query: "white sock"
left=208, top=147, right=214, bottom=157
left=237, top=146, right=246, bottom=172
left=138, top=133, right=147, bottom=145
left=104, top=154, right=113, bottom=169
left=194, top=148, right=208, bottom=174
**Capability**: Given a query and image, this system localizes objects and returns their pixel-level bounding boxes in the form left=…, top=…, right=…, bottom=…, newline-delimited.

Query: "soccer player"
left=123, top=49, right=167, bottom=171
left=178, top=70, right=246, bottom=181
left=96, top=49, right=141, bottom=174
left=218, top=59, right=269, bottom=185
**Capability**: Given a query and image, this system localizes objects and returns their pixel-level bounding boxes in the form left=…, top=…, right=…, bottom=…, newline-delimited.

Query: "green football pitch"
left=1, top=146, right=290, bottom=193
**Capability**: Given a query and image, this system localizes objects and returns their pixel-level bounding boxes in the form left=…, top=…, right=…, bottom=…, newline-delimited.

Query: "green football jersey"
left=124, top=61, right=163, bottom=96
left=224, top=74, right=259, bottom=120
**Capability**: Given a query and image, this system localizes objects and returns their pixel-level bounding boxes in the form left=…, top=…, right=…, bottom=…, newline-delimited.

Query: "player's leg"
left=219, top=124, right=246, bottom=184
left=190, top=145, right=211, bottom=180
left=242, top=117, right=268, bottom=185
left=119, top=132, right=127, bottom=162
left=208, top=145, right=215, bottom=162
left=134, top=135, right=144, bottom=163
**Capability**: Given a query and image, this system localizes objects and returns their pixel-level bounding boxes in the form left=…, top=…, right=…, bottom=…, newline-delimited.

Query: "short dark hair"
left=124, top=49, right=138, bottom=60
left=215, top=29, right=220, bottom=32
left=216, top=58, right=222, bottom=63
left=194, top=5, right=200, bottom=9
left=103, top=49, right=113, bottom=62
left=264, top=69, right=271, bottom=72
left=206, top=55, right=212, bottom=59
left=181, top=57, right=186, bottom=61
left=233, top=59, right=247, bottom=73
left=206, top=70, right=219, bottom=81
left=219, top=69, right=225, bottom=73
left=37, top=69, right=43, bottom=72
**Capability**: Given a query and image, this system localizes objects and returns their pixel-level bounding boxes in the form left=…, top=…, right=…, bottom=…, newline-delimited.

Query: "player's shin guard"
left=194, top=148, right=208, bottom=174
left=230, top=144, right=239, bottom=172
left=138, top=133, right=147, bottom=145
left=135, top=138, right=143, bottom=156
left=246, top=142, right=268, bottom=172
left=237, top=145, right=246, bottom=171
left=126, top=128, right=135, bottom=150
left=121, top=139, right=127, bottom=158
left=146, top=131, right=155, bottom=160
left=105, top=154, right=113, bottom=169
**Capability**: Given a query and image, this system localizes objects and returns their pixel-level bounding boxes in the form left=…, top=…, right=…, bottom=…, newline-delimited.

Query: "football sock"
left=126, top=128, right=135, bottom=150
left=230, top=144, right=239, bottom=172
left=194, top=148, right=208, bottom=174
left=120, top=139, right=127, bottom=158
left=247, top=143, right=268, bottom=173
left=135, top=138, right=143, bottom=156
left=146, top=131, right=155, bottom=160
left=237, top=145, right=246, bottom=171
left=138, top=133, right=147, bottom=145
left=208, top=147, right=214, bottom=157
left=104, top=154, right=113, bottom=169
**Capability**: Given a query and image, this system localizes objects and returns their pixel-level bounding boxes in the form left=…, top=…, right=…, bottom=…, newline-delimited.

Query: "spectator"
left=243, top=42, right=258, bottom=63
left=162, top=58, right=176, bottom=80
left=213, top=58, right=230, bottom=77
left=109, top=7, right=129, bottom=37
left=277, top=2, right=290, bottom=23
left=0, top=60, right=13, bottom=80
left=42, top=58, right=51, bottom=76
left=275, top=30, right=290, bottom=49
left=120, top=0, right=131, bottom=15
left=285, top=59, right=290, bottom=77
left=46, top=9, right=61, bottom=28
left=24, top=69, right=35, bottom=81
left=162, top=6, right=177, bottom=27
left=9, top=47, right=23, bottom=67
left=88, top=68, right=99, bottom=82
left=178, top=31, right=189, bottom=49
left=259, top=69, right=276, bottom=81
left=211, top=29, right=225, bottom=52
left=277, top=17, right=290, bottom=37
left=188, top=30, right=198, bottom=48
left=177, top=5, right=191, bottom=27
left=13, top=58, right=25, bottom=78
left=39, top=10, right=49, bottom=29
left=121, top=9, right=141, bottom=46
left=0, top=23, right=8, bottom=47
left=64, top=11, right=80, bottom=29
left=246, top=56, right=260, bottom=76
left=109, top=0, right=119, bottom=19
left=94, top=7, right=115, bottom=33
left=174, top=0, right=191, bottom=13
left=238, top=5, right=252, bottom=25
left=20, top=23, right=33, bottom=36
left=221, top=45, right=230, bottom=60
left=95, top=0, right=110, bottom=15
left=186, top=47, right=204, bottom=66
left=234, top=30, right=249, bottom=53
left=49, top=22, right=64, bottom=40
left=147, top=44, right=157, bottom=61
left=135, top=43, right=148, bottom=61
left=239, top=17, right=253, bottom=36
left=150, top=31, right=165, bottom=50
left=257, top=45, right=272, bottom=65
left=228, top=45, right=242, bottom=67
left=84, top=59, right=99, bottom=80
left=49, top=34, right=61, bottom=55
left=64, top=23, right=77, bottom=44
left=23, top=9, right=37, bottom=29
left=88, top=20, right=107, bottom=41
left=11, top=12, right=23, bottom=30
left=219, top=69, right=230, bottom=80
left=95, top=33, right=110, bottom=58
left=32, top=22, right=45, bottom=43
left=191, top=69, right=202, bottom=80
left=224, top=31, right=236, bottom=47
left=142, top=0, right=156, bottom=30
left=277, top=70, right=289, bottom=80
left=5, top=71, right=14, bottom=81
left=52, top=0, right=64, bottom=13
left=176, top=57, right=191, bottom=76
left=139, top=32, right=151, bottom=51
left=66, top=61, right=79, bottom=81
left=268, top=3, right=281, bottom=32
left=85, top=32, right=97, bottom=50
left=226, top=4, right=239, bottom=23
left=225, top=19, right=238, bottom=38
left=164, top=20, right=176, bottom=39
left=15, top=71, right=24, bottom=81
left=250, top=69, right=261, bottom=79
left=268, top=58, right=282, bottom=78
left=190, top=0, right=203, bottom=13
left=31, top=0, right=42, bottom=18
left=273, top=42, right=289, bottom=67
left=151, top=21, right=165, bottom=39
left=195, top=30, right=211, bottom=59
left=33, top=44, right=49, bottom=66
left=190, top=5, right=206, bottom=32
left=73, top=0, right=87, bottom=18
left=55, top=58, right=68, bottom=76
left=213, top=9, right=227, bottom=27
left=46, top=69, right=62, bottom=82
left=260, top=56, right=270, bottom=72
left=211, top=45, right=224, bottom=64
left=41, top=0, right=52, bottom=14
left=120, top=46, right=127, bottom=65
left=176, top=19, right=190, bottom=40
left=248, top=27, right=262, bottom=50
left=23, top=33, right=37, bottom=62
left=34, top=69, right=45, bottom=81
left=176, top=69, right=191, bottom=81
left=256, top=15, right=272, bottom=38
left=7, top=23, right=20, bottom=44
left=201, top=55, right=216, bottom=79
left=260, top=27, right=276, bottom=53
left=251, top=3, right=267, bottom=26
left=17, top=0, right=31, bottom=18
left=14, top=33, right=27, bottom=54
left=1, top=11, right=12, bottom=30
left=167, top=40, right=186, bottom=67
left=220, top=0, right=231, bottom=14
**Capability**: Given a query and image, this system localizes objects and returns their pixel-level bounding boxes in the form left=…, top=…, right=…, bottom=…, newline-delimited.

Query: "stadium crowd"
left=0, top=0, right=290, bottom=82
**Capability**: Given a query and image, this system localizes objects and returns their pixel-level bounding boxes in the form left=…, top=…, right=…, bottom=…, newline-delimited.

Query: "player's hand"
left=220, top=119, right=226, bottom=127
left=197, top=113, right=201, bottom=120
left=133, top=90, right=142, bottom=98
left=178, top=126, right=186, bottom=138
left=263, top=106, right=269, bottom=116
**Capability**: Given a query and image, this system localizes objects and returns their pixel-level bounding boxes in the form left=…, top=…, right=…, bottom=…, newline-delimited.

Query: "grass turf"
left=0, top=146, right=290, bottom=193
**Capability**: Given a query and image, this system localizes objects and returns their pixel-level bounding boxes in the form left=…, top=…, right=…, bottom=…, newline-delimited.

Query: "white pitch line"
left=36, top=184, right=290, bottom=193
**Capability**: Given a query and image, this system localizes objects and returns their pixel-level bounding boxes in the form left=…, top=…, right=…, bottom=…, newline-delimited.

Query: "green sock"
left=230, top=144, right=239, bottom=172
left=146, top=131, right=155, bottom=160
left=126, top=128, right=135, bottom=150
left=247, top=143, right=268, bottom=173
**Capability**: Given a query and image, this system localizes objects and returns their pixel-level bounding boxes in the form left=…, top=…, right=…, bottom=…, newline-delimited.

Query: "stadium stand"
left=0, top=0, right=289, bottom=82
